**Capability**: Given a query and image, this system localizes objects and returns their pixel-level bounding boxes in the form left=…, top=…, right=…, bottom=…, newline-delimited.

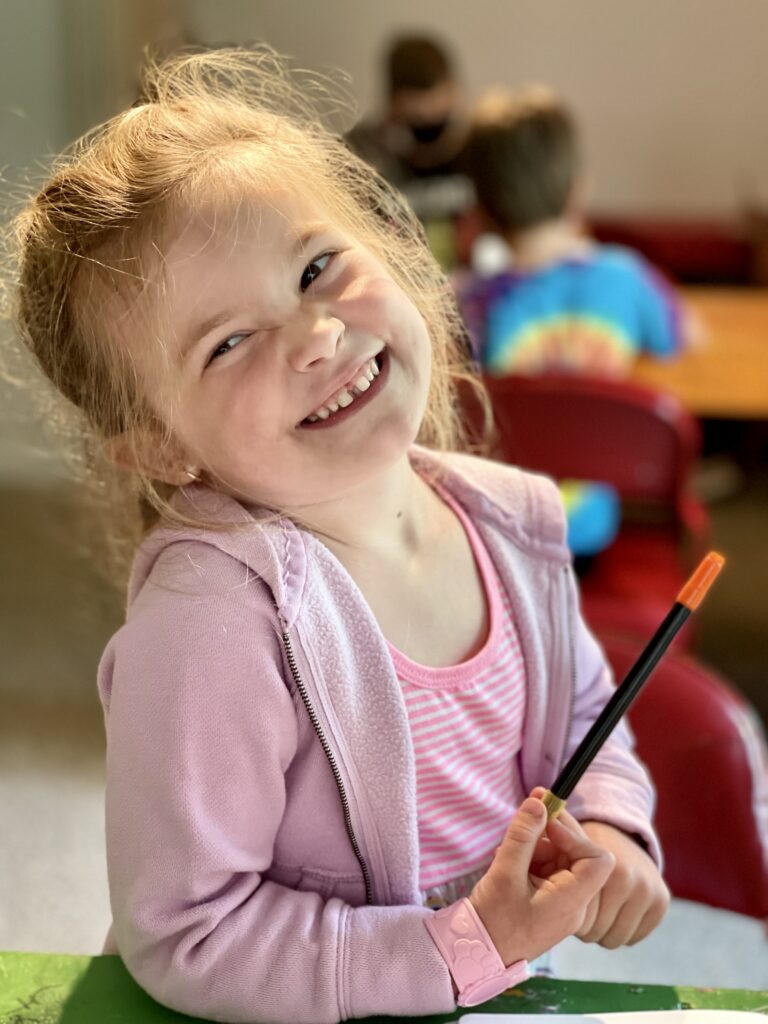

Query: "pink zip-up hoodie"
left=98, top=448, right=659, bottom=1024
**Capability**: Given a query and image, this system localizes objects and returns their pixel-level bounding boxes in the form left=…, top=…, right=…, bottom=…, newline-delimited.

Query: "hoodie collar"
left=127, top=447, right=569, bottom=627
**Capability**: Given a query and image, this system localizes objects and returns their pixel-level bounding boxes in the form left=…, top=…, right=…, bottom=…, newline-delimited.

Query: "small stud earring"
left=184, top=469, right=202, bottom=483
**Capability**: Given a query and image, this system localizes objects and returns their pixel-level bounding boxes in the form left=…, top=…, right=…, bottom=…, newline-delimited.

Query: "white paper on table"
left=461, top=1011, right=767, bottom=1023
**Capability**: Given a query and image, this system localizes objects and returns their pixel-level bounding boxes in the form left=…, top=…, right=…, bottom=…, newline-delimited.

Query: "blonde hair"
left=7, top=46, right=487, bottom=585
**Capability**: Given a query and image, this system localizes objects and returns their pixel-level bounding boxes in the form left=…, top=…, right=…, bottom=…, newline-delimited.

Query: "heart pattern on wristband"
left=424, top=897, right=529, bottom=1007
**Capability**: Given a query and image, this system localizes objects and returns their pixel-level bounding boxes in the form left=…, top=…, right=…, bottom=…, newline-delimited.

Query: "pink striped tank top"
left=388, top=490, right=528, bottom=892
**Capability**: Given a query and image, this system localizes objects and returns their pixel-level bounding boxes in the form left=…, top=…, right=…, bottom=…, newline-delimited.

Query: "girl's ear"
left=105, top=431, right=194, bottom=486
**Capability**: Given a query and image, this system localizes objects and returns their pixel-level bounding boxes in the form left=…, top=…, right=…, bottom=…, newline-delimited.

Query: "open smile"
left=297, top=350, right=388, bottom=430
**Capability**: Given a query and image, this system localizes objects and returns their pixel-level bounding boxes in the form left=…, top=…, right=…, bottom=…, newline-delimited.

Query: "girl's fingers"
left=546, top=814, right=608, bottom=861
left=526, top=798, right=613, bottom=899
left=531, top=847, right=613, bottom=934
left=579, top=877, right=669, bottom=947
left=627, top=900, right=667, bottom=946
left=531, top=833, right=556, bottom=860
left=493, top=797, right=549, bottom=874
left=497, top=794, right=614, bottom=920
left=542, top=817, right=615, bottom=898
left=551, top=806, right=588, bottom=837
left=529, top=788, right=587, bottom=837
left=595, top=894, right=646, bottom=949
left=578, top=892, right=601, bottom=936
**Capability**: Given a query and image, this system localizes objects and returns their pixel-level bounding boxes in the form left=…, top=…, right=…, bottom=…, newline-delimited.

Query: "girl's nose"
left=287, top=315, right=345, bottom=372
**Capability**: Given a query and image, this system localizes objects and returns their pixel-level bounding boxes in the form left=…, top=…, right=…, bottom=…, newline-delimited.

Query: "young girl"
left=10, top=48, right=668, bottom=1024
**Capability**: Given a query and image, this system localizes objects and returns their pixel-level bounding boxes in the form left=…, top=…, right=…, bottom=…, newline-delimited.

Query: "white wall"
left=185, top=0, right=768, bottom=217
left=0, top=0, right=182, bottom=482
left=1, top=0, right=68, bottom=481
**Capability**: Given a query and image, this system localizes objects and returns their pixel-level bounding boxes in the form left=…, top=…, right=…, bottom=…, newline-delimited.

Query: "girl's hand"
left=468, top=794, right=614, bottom=966
left=576, top=820, right=670, bottom=948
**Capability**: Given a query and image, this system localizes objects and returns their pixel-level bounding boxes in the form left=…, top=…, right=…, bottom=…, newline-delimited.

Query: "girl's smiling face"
left=131, top=191, right=433, bottom=511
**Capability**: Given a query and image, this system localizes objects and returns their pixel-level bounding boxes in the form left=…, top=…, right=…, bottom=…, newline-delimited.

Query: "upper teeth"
left=305, top=356, right=381, bottom=422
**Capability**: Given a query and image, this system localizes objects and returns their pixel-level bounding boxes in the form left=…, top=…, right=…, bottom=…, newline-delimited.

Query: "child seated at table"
left=460, top=87, right=693, bottom=376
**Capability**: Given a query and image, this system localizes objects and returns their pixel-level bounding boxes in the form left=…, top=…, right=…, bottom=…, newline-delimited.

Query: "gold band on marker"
left=541, top=790, right=566, bottom=819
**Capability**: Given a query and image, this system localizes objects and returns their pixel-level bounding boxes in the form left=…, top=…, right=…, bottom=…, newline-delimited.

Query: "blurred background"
left=1, top=0, right=767, bottom=988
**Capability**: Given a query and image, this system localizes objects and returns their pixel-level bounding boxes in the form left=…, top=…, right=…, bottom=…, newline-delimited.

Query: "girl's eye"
left=208, top=332, right=250, bottom=364
left=300, top=251, right=335, bottom=292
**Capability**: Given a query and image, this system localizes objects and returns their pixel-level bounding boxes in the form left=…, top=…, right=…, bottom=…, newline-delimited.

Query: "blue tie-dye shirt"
left=460, top=244, right=684, bottom=376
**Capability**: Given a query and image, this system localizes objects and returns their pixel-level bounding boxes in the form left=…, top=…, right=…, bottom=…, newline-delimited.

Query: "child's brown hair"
left=386, top=35, right=453, bottom=96
left=466, top=85, right=579, bottom=235
left=6, top=46, right=486, bottom=584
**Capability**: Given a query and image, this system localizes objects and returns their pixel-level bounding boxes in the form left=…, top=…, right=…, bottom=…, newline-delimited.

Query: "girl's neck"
left=506, top=218, right=592, bottom=272
left=295, top=455, right=446, bottom=568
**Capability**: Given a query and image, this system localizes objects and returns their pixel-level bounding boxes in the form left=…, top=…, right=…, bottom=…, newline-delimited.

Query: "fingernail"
left=523, top=797, right=545, bottom=819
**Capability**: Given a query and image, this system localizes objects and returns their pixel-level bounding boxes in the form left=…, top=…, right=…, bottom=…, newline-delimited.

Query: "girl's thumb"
left=495, top=797, right=547, bottom=867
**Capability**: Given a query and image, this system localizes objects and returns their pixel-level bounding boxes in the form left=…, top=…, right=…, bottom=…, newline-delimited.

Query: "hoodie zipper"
left=281, top=629, right=374, bottom=906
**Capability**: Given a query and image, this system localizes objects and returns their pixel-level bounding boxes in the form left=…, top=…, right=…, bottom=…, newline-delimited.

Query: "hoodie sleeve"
left=98, top=540, right=454, bottom=1024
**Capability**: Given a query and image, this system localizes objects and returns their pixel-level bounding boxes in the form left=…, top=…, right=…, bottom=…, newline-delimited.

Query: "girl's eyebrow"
left=178, top=224, right=330, bottom=362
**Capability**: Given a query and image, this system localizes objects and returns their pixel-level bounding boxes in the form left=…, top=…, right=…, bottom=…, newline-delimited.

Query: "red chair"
left=477, top=373, right=711, bottom=648
left=601, top=634, right=768, bottom=919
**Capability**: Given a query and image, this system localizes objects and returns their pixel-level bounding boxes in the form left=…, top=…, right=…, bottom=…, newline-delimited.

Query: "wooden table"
left=631, top=287, right=768, bottom=419
left=2, top=951, right=767, bottom=1021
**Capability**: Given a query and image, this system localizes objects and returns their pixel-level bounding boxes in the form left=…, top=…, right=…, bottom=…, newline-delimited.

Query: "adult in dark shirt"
left=348, top=35, right=474, bottom=264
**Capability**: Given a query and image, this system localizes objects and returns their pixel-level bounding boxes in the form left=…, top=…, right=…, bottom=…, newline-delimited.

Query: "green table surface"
left=1, top=952, right=767, bottom=1022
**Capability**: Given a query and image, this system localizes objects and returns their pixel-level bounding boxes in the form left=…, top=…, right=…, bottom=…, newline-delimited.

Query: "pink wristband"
left=424, top=897, right=529, bottom=1007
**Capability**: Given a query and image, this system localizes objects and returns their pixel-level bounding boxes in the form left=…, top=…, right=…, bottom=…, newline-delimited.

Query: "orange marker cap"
left=677, top=551, right=725, bottom=611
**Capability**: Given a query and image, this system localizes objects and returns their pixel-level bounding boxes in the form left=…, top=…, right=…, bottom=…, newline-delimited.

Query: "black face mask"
left=407, top=119, right=449, bottom=144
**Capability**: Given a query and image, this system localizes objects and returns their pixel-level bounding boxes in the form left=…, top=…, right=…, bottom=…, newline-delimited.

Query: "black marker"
left=541, top=551, right=725, bottom=819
